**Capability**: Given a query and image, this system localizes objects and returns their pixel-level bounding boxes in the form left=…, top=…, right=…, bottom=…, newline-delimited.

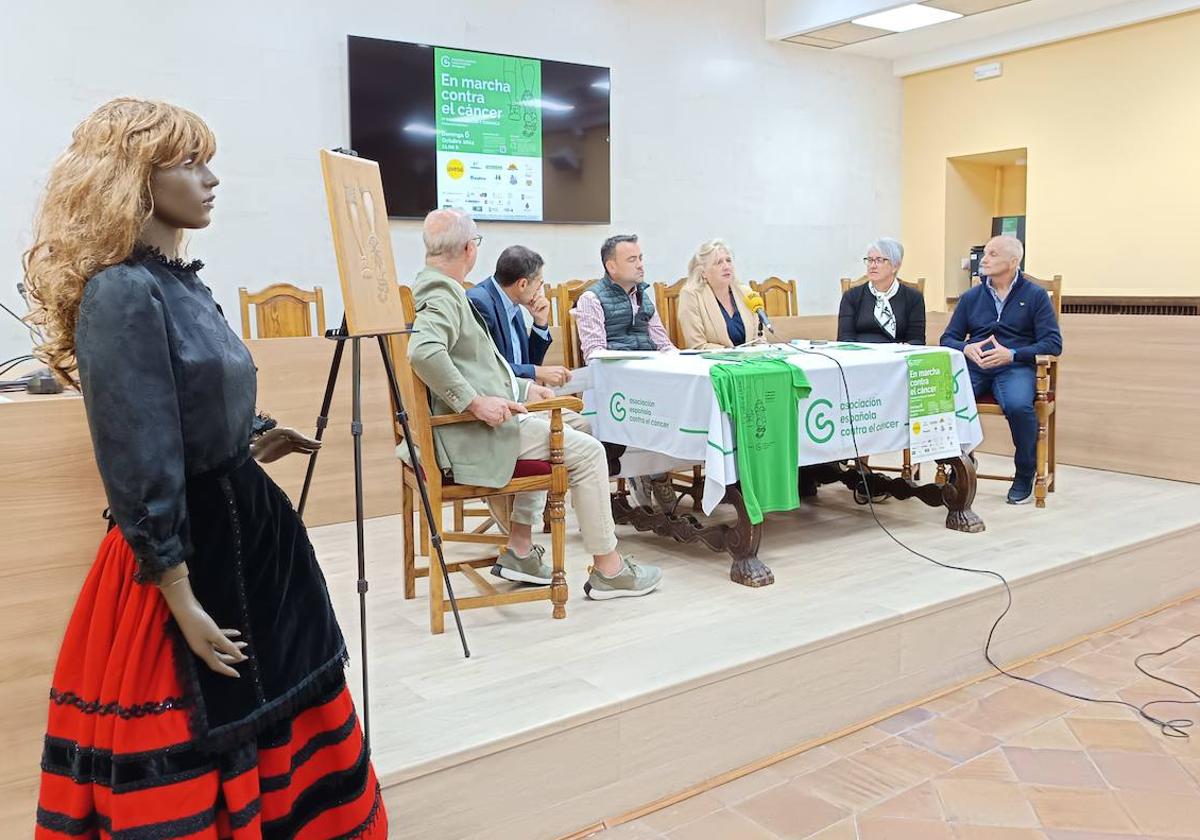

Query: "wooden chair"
left=839, top=275, right=926, bottom=295
left=238, top=283, right=326, bottom=339
left=555, top=279, right=598, bottom=369
left=541, top=281, right=570, bottom=327
left=750, top=277, right=798, bottom=317
left=959, top=273, right=1061, bottom=508
left=652, top=278, right=687, bottom=347
left=389, top=286, right=581, bottom=633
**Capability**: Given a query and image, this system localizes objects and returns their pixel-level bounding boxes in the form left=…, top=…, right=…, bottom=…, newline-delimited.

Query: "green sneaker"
left=584, top=556, right=662, bottom=600
left=491, top=544, right=553, bottom=585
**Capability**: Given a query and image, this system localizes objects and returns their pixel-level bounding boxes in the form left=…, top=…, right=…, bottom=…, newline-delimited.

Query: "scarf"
left=868, top=278, right=900, bottom=339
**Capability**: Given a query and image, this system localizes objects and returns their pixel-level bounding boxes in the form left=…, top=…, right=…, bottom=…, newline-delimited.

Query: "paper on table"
left=588, top=349, right=657, bottom=360
left=553, top=366, right=591, bottom=395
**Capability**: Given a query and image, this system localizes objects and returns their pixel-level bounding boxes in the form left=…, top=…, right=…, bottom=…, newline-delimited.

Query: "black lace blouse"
left=75, top=247, right=258, bottom=582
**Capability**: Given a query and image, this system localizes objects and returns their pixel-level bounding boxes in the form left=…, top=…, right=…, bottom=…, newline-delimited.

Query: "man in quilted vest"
left=574, top=234, right=679, bottom=511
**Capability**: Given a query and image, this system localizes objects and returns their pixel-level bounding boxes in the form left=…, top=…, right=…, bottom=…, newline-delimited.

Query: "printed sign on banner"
left=906, top=351, right=960, bottom=461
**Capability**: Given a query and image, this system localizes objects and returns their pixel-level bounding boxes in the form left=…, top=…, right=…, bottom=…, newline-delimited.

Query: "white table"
left=582, top=342, right=988, bottom=586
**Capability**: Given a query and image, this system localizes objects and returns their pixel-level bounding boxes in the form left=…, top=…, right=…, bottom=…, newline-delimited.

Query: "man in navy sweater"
left=467, top=245, right=571, bottom=388
left=940, top=236, right=1063, bottom=505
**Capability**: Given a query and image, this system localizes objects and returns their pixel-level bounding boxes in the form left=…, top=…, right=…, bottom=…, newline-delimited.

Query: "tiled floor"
left=593, top=596, right=1200, bottom=839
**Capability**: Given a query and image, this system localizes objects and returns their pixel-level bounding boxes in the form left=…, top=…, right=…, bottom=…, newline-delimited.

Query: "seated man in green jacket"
left=406, top=209, right=661, bottom=600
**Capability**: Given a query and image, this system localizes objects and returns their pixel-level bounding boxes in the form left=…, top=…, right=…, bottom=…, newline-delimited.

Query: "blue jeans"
left=970, top=364, right=1037, bottom=480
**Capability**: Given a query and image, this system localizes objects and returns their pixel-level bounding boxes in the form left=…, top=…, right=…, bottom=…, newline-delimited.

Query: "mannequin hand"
left=158, top=569, right=247, bottom=678
left=174, top=601, right=248, bottom=678
left=251, top=427, right=321, bottom=463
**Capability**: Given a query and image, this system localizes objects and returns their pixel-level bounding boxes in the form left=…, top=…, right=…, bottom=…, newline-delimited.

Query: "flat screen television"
left=348, top=35, right=612, bottom=223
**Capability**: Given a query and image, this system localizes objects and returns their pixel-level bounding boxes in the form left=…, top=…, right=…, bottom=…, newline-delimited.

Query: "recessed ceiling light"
left=852, top=3, right=962, bottom=32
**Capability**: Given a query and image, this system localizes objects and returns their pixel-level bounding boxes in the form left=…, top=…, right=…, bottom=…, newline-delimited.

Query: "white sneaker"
left=627, top=476, right=654, bottom=509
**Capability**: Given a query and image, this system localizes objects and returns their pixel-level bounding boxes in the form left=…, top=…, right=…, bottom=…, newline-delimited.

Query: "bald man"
left=940, top=236, right=1062, bottom=504
left=403, top=209, right=662, bottom=600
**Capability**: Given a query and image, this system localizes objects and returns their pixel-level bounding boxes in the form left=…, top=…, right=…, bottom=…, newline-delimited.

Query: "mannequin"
left=25, top=98, right=386, bottom=839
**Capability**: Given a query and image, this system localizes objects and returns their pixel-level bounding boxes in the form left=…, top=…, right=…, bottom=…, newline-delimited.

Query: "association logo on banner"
left=607, top=391, right=669, bottom=429
left=609, top=391, right=627, bottom=422
left=805, top=398, right=835, bottom=443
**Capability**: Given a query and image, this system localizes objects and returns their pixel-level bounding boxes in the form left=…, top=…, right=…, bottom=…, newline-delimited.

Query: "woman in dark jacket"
left=838, top=237, right=926, bottom=344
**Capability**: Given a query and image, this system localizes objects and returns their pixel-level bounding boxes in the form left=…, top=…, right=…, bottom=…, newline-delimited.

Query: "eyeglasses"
left=469, top=235, right=483, bottom=248
left=863, top=256, right=891, bottom=266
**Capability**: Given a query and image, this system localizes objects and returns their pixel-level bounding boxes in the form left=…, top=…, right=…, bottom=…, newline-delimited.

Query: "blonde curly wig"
left=23, top=97, right=215, bottom=385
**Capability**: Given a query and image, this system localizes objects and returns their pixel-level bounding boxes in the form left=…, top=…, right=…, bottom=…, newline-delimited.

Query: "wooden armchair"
left=389, top=286, right=581, bottom=633
left=966, top=273, right=1061, bottom=508
left=750, top=277, right=798, bottom=317
left=239, top=283, right=326, bottom=339
left=652, top=278, right=687, bottom=347
left=541, top=281, right=570, bottom=327
left=555, top=279, right=597, bottom=369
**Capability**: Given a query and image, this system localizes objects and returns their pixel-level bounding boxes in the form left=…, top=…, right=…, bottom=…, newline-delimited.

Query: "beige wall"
left=997, top=164, right=1027, bottom=217
left=944, top=160, right=998, bottom=296
left=903, top=10, right=1200, bottom=307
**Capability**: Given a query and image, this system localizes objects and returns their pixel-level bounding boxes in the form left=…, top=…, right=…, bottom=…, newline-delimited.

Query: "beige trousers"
left=494, top=411, right=617, bottom=556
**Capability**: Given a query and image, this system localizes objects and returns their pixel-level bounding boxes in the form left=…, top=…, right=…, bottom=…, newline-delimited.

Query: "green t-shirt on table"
left=709, top=358, right=812, bottom=525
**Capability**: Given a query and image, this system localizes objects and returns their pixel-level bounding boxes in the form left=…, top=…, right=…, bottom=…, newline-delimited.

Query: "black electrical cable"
left=0, top=298, right=41, bottom=341
left=0, top=354, right=36, bottom=379
left=792, top=343, right=1198, bottom=738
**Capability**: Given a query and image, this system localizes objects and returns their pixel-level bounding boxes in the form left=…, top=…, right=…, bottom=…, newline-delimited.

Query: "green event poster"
left=434, top=47, right=542, bottom=158
left=907, top=352, right=955, bottom=418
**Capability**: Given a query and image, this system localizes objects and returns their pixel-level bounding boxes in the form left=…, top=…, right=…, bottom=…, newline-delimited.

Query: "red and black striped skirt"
left=35, top=528, right=388, bottom=839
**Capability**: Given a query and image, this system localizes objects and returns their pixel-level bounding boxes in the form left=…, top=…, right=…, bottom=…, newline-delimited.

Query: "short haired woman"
left=837, top=237, right=926, bottom=344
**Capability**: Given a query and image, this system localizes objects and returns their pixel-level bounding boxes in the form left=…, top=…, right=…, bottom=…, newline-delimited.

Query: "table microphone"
left=744, top=291, right=776, bottom=335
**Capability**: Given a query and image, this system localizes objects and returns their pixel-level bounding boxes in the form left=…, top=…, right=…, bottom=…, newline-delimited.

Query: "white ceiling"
left=768, top=0, right=1200, bottom=75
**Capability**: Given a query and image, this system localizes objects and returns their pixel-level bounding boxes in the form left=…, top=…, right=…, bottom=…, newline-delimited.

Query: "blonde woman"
left=677, top=238, right=756, bottom=349
left=25, top=99, right=386, bottom=837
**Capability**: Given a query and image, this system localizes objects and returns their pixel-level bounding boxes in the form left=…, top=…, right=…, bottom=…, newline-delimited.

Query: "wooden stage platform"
left=306, top=454, right=1200, bottom=840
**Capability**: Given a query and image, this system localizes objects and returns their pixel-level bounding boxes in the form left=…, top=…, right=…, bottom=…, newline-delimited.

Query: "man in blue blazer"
left=466, top=245, right=571, bottom=387
left=941, top=235, right=1063, bottom=505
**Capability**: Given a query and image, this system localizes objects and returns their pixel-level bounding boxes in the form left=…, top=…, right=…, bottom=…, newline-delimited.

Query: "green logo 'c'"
left=805, top=398, right=835, bottom=444
left=609, top=391, right=627, bottom=422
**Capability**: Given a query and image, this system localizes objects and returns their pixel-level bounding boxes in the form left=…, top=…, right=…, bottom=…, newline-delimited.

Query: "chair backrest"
left=555, top=279, right=597, bottom=368
left=750, top=277, right=797, bottom=317
left=386, top=285, right=444, bottom=492
left=652, top=278, right=687, bottom=347
left=239, top=283, right=326, bottom=339
left=839, top=275, right=926, bottom=296
left=1023, top=273, right=1063, bottom=318
left=541, top=282, right=569, bottom=327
